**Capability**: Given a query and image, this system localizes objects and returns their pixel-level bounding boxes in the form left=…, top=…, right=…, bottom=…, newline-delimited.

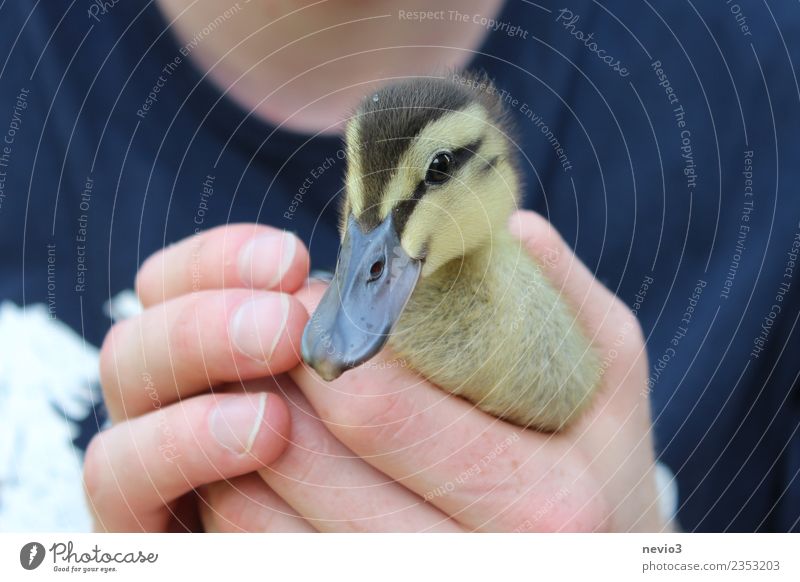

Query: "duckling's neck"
left=422, top=228, right=517, bottom=290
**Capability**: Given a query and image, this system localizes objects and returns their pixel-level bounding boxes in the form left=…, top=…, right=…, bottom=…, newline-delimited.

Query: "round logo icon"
left=20, top=542, right=46, bottom=570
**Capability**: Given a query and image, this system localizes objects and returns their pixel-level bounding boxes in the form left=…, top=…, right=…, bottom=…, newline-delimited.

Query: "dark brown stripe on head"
left=392, top=180, right=427, bottom=234
left=390, top=138, right=484, bottom=235
left=352, top=77, right=475, bottom=229
left=451, top=138, right=483, bottom=168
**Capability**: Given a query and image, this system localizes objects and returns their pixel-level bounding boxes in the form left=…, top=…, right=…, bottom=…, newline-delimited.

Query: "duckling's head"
left=303, top=74, right=520, bottom=380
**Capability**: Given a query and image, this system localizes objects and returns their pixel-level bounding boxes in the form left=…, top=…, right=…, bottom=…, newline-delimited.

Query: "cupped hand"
left=201, top=211, right=668, bottom=533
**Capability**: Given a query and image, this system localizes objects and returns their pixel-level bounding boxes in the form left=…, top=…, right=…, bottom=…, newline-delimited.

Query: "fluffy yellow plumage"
left=303, top=74, right=599, bottom=431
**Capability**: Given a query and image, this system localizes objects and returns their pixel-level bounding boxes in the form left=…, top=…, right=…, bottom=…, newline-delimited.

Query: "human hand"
left=201, top=211, right=667, bottom=532
left=83, top=224, right=311, bottom=531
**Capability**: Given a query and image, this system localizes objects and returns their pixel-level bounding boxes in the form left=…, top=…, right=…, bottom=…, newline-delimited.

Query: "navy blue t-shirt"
left=1, top=1, right=798, bottom=531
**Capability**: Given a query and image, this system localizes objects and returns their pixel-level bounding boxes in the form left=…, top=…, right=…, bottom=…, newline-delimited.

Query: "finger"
left=200, top=474, right=316, bottom=533
left=84, top=392, right=290, bottom=532
left=100, top=289, right=307, bottom=422
left=257, top=376, right=462, bottom=532
left=136, top=224, right=310, bottom=308
left=291, top=284, right=606, bottom=532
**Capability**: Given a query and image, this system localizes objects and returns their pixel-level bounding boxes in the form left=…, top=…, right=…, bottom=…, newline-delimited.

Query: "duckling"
left=301, top=74, right=599, bottom=431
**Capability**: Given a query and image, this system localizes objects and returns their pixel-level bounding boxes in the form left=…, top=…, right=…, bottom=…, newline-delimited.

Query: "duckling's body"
left=302, top=73, right=599, bottom=431
left=390, top=229, right=597, bottom=430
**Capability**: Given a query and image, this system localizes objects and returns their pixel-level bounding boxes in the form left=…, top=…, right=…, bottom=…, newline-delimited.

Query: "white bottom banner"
left=1, top=533, right=797, bottom=581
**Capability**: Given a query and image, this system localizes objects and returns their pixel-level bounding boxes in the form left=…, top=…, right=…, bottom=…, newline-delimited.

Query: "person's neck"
left=157, top=0, right=506, bottom=134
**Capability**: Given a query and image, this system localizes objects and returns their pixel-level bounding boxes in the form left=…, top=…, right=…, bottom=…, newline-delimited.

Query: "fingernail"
left=238, top=231, right=297, bottom=289
left=209, top=393, right=268, bottom=454
left=230, top=294, right=290, bottom=362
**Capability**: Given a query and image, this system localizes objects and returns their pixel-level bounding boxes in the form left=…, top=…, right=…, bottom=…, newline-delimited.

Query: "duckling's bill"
left=301, top=214, right=421, bottom=381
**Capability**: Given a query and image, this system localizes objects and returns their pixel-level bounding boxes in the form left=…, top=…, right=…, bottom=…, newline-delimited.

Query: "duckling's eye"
left=425, top=151, right=454, bottom=185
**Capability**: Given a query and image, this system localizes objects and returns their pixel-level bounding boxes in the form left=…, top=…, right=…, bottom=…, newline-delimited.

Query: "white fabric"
left=0, top=302, right=99, bottom=532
